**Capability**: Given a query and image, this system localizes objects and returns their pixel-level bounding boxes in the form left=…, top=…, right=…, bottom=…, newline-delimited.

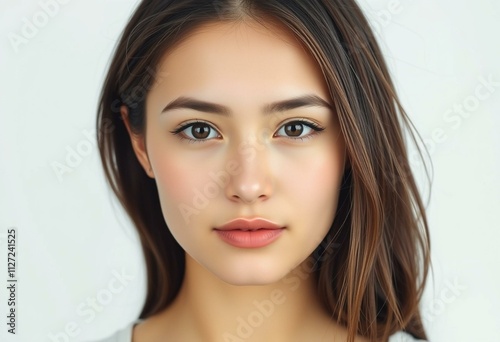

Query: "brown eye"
left=284, top=123, right=303, bottom=137
left=191, top=123, right=211, bottom=139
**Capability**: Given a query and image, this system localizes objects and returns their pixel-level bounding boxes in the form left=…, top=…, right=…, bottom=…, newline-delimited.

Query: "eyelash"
left=169, top=118, right=325, bottom=143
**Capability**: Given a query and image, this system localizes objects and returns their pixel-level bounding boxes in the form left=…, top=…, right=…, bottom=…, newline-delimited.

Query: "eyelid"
left=277, top=118, right=324, bottom=131
left=169, top=119, right=221, bottom=134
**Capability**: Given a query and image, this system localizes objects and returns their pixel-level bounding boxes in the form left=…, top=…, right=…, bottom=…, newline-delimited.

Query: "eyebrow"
left=160, top=94, right=332, bottom=116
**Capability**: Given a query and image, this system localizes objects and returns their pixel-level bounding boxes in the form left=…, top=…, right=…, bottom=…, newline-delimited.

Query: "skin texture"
left=122, top=19, right=367, bottom=342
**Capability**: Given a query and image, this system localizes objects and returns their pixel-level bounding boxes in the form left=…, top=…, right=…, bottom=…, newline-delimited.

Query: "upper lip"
left=214, top=218, right=284, bottom=231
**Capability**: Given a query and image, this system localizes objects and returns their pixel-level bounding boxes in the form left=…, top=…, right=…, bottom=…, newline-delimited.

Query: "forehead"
left=151, top=20, right=329, bottom=101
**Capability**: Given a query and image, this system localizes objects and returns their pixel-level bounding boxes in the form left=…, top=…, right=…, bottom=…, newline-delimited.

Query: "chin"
left=210, top=262, right=291, bottom=286
left=219, top=275, right=284, bottom=287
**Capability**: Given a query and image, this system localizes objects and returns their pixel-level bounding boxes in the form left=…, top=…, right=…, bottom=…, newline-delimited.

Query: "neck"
left=160, top=254, right=340, bottom=342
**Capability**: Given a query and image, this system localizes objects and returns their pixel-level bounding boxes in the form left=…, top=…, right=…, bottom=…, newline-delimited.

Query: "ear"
left=120, top=105, right=155, bottom=178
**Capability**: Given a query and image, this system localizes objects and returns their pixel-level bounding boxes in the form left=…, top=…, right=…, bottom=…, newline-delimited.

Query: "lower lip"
left=214, top=228, right=284, bottom=248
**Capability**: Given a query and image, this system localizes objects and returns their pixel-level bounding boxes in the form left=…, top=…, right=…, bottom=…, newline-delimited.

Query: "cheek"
left=276, top=143, right=345, bottom=251
left=149, top=147, right=224, bottom=231
left=149, top=149, right=202, bottom=228
left=155, top=160, right=191, bottom=206
left=279, top=146, right=344, bottom=209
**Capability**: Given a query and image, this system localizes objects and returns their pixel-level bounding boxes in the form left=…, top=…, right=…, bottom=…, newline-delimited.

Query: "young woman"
left=94, top=1, right=431, bottom=341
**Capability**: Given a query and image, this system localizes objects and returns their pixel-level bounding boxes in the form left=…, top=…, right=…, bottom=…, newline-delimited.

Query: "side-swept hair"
left=96, top=1, right=431, bottom=341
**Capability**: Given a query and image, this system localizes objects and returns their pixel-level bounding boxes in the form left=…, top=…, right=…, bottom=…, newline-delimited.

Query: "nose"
left=225, top=136, right=274, bottom=204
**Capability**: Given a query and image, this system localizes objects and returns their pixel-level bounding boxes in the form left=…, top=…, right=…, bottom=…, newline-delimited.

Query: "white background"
left=0, top=0, right=499, bottom=341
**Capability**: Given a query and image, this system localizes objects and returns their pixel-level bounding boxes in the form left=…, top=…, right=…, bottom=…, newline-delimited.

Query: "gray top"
left=90, top=319, right=428, bottom=342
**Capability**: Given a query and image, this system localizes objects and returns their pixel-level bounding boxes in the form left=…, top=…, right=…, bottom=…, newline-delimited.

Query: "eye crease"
left=169, top=119, right=325, bottom=143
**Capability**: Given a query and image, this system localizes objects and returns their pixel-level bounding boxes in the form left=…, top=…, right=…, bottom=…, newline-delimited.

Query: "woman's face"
left=128, top=20, right=346, bottom=285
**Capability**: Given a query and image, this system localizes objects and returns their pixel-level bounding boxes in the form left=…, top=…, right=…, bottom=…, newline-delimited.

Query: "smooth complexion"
left=122, top=19, right=366, bottom=342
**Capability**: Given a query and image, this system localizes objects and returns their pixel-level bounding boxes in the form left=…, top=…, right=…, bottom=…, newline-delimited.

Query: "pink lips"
left=214, top=218, right=285, bottom=248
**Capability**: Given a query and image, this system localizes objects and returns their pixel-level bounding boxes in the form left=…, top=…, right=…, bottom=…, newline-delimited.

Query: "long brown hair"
left=96, top=1, right=431, bottom=341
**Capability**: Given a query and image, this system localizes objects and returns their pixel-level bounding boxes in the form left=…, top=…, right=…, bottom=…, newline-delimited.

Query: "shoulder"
left=389, top=330, right=428, bottom=342
left=85, top=320, right=143, bottom=342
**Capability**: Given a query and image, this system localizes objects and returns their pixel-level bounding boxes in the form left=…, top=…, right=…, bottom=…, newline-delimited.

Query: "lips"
left=213, top=218, right=285, bottom=248
left=214, top=218, right=284, bottom=231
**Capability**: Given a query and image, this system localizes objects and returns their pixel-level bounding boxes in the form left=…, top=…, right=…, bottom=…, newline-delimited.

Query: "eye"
left=274, top=120, right=325, bottom=140
left=170, top=120, right=221, bottom=142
